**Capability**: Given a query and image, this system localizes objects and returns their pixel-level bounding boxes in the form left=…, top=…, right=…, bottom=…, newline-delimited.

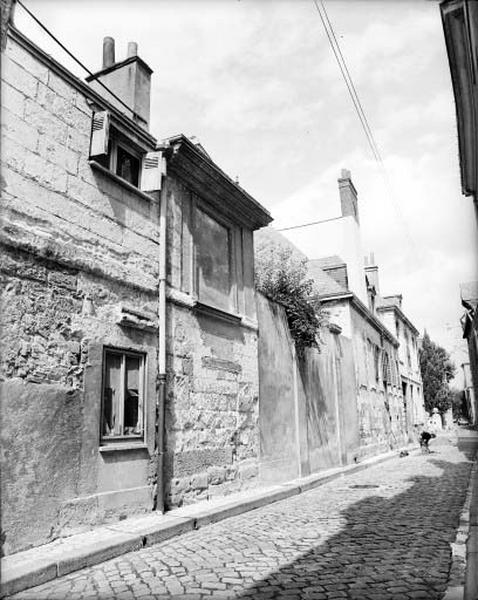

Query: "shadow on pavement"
left=237, top=454, right=476, bottom=600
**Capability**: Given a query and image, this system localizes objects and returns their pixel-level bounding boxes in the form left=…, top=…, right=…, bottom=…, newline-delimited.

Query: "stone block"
left=48, top=270, right=78, bottom=291
left=238, top=461, right=259, bottom=480
left=1, top=108, right=39, bottom=152
left=47, top=71, right=78, bottom=104
left=6, top=39, right=49, bottom=83
left=1, top=81, right=25, bottom=117
left=37, top=134, right=79, bottom=175
left=21, top=149, right=68, bottom=193
left=2, top=136, right=25, bottom=173
left=190, top=472, right=208, bottom=491
left=207, top=466, right=227, bottom=485
left=1, top=55, right=38, bottom=98
left=24, top=98, right=68, bottom=144
left=66, top=125, right=90, bottom=155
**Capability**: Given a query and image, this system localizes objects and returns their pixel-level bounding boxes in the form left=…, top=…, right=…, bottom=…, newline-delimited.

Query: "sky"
left=15, top=0, right=478, bottom=385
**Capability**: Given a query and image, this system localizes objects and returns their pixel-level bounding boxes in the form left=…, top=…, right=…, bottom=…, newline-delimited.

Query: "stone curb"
left=0, top=444, right=419, bottom=598
left=443, top=455, right=478, bottom=600
left=464, top=459, right=478, bottom=600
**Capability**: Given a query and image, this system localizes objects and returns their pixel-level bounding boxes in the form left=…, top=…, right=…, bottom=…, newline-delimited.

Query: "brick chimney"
left=86, top=37, right=152, bottom=130
left=338, top=169, right=359, bottom=223
left=364, top=252, right=379, bottom=294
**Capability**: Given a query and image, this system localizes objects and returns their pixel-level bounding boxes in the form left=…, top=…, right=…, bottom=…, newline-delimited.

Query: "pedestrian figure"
left=419, top=430, right=436, bottom=453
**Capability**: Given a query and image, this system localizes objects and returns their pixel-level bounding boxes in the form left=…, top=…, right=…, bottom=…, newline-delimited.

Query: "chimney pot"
left=127, top=42, right=138, bottom=58
left=340, top=168, right=351, bottom=180
left=103, top=36, right=115, bottom=68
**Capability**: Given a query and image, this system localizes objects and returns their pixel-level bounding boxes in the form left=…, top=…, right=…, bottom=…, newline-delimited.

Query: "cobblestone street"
left=10, top=435, right=477, bottom=600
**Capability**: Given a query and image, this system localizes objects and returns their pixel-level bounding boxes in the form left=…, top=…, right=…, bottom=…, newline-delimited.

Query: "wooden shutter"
left=141, top=151, right=165, bottom=192
left=89, top=110, right=110, bottom=159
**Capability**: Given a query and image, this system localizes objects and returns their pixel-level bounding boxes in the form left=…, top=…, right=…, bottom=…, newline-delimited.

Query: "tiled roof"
left=307, top=262, right=346, bottom=296
left=254, top=228, right=346, bottom=297
left=311, top=255, right=346, bottom=269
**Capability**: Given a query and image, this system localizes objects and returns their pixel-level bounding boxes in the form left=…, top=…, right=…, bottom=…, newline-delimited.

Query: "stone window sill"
left=194, top=302, right=242, bottom=325
left=89, top=160, right=155, bottom=203
left=99, top=442, right=148, bottom=453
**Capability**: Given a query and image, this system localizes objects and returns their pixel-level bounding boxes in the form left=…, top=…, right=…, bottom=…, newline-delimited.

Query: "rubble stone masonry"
left=162, top=173, right=260, bottom=507
left=1, top=33, right=159, bottom=553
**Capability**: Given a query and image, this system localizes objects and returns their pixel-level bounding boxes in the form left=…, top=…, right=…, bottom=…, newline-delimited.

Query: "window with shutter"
left=89, top=111, right=163, bottom=192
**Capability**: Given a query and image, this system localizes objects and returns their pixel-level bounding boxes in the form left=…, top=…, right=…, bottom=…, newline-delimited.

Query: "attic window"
left=89, top=110, right=163, bottom=192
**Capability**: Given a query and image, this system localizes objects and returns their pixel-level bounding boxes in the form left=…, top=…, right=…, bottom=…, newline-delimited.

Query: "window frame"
left=192, top=200, right=237, bottom=314
left=100, top=346, right=146, bottom=445
left=109, top=137, right=142, bottom=188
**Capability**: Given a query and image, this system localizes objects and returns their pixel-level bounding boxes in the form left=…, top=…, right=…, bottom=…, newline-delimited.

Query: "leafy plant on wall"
left=255, top=239, right=327, bottom=357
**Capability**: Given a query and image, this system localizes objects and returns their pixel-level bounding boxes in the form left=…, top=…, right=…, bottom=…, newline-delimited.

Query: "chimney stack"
left=102, top=37, right=115, bottom=68
left=364, top=252, right=379, bottom=294
left=127, top=41, right=138, bottom=58
left=338, top=169, right=359, bottom=223
left=87, top=38, right=153, bottom=130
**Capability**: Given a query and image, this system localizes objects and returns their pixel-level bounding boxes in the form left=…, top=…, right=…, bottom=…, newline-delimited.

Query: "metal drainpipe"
left=156, top=152, right=167, bottom=513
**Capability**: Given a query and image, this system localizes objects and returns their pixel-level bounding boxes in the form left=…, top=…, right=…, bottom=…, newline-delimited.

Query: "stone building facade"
left=1, top=18, right=270, bottom=555
left=310, top=283, right=406, bottom=457
left=377, top=294, right=426, bottom=432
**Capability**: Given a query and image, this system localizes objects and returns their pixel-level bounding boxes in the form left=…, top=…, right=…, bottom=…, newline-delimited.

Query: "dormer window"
left=89, top=110, right=162, bottom=193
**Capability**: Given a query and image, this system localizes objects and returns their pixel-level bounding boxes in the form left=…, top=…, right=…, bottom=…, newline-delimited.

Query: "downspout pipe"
left=156, top=151, right=168, bottom=513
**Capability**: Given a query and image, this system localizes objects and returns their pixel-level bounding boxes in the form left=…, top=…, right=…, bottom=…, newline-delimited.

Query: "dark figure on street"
left=419, top=430, right=436, bottom=453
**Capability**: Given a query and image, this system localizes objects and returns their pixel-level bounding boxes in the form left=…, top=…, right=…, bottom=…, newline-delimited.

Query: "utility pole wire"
left=16, top=0, right=136, bottom=118
left=277, top=214, right=344, bottom=232
left=311, top=0, right=421, bottom=261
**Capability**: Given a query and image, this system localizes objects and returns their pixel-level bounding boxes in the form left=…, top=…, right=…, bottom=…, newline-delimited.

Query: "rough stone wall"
left=350, top=308, right=407, bottom=457
left=164, top=303, right=259, bottom=507
left=1, top=36, right=160, bottom=291
left=1, top=35, right=160, bottom=554
left=163, top=173, right=260, bottom=507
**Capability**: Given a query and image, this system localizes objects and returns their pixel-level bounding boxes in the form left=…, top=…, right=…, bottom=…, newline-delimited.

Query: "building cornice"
left=318, top=291, right=398, bottom=346
left=160, top=135, right=272, bottom=230
left=8, top=27, right=157, bottom=151
left=377, top=304, right=420, bottom=337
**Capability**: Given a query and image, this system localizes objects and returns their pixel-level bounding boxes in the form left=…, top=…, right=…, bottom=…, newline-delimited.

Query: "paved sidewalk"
left=3, top=433, right=477, bottom=600
left=1, top=445, right=416, bottom=597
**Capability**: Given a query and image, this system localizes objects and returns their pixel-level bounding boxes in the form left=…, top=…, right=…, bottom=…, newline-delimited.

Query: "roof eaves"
left=9, top=27, right=157, bottom=150
left=161, top=134, right=272, bottom=229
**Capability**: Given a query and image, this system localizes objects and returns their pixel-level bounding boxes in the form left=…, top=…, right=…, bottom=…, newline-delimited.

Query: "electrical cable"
left=16, top=0, right=136, bottom=118
left=277, top=215, right=344, bottom=232
left=308, top=0, right=421, bottom=260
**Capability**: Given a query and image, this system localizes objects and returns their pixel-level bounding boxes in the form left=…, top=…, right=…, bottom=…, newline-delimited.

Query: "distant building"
left=309, top=171, right=426, bottom=441
left=376, top=293, right=426, bottom=429
left=460, top=282, right=478, bottom=426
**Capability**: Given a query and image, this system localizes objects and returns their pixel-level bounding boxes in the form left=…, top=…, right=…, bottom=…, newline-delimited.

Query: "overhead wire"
left=15, top=0, right=136, bottom=118
left=284, top=0, right=421, bottom=263
left=277, top=215, right=344, bottom=232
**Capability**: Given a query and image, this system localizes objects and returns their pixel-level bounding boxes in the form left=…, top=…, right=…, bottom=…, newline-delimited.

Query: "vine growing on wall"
left=255, top=239, right=327, bottom=357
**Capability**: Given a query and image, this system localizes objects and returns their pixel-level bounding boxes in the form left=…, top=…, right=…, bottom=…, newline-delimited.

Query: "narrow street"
left=9, top=432, right=477, bottom=600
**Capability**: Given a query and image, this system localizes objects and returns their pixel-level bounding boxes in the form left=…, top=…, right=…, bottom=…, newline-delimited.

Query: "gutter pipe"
left=156, top=152, right=167, bottom=512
